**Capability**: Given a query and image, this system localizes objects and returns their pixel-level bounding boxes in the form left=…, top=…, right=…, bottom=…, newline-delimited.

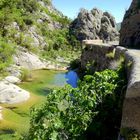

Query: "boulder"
left=120, top=0, right=140, bottom=47
left=13, top=48, right=47, bottom=70
left=0, top=80, right=30, bottom=104
left=70, top=8, right=119, bottom=42
left=6, top=65, right=21, bottom=77
left=4, top=76, right=21, bottom=84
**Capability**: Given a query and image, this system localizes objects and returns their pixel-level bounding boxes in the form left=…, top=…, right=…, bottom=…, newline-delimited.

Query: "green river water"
left=0, top=70, right=67, bottom=140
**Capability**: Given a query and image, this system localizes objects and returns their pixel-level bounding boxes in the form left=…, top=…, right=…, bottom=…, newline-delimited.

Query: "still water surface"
left=52, top=70, right=79, bottom=88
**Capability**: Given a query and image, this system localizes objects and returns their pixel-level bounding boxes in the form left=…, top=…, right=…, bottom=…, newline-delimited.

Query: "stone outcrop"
left=4, top=76, right=21, bottom=84
left=0, top=80, right=30, bottom=104
left=5, top=0, right=67, bottom=51
left=13, top=48, right=47, bottom=70
left=120, top=0, right=140, bottom=47
left=81, top=43, right=115, bottom=72
left=6, top=65, right=22, bottom=78
left=13, top=48, right=67, bottom=71
left=70, top=8, right=119, bottom=42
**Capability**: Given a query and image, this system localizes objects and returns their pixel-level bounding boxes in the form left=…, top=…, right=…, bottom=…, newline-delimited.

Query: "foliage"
left=84, top=65, right=126, bottom=140
left=120, top=127, right=140, bottom=140
left=39, top=5, right=71, bottom=28
left=0, top=8, right=14, bottom=36
left=127, top=60, right=133, bottom=68
left=20, top=68, right=31, bottom=82
left=0, top=40, right=15, bottom=71
left=27, top=67, right=126, bottom=140
left=17, top=33, right=35, bottom=51
left=41, top=27, right=81, bottom=61
left=0, top=0, right=80, bottom=60
left=105, top=49, right=116, bottom=59
left=0, top=0, right=38, bottom=12
left=42, top=29, right=71, bottom=51
left=17, top=0, right=39, bottom=13
left=109, top=56, right=124, bottom=70
left=69, top=59, right=81, bottom=70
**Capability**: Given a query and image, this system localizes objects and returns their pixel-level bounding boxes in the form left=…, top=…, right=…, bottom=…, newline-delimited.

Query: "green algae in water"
left=20, top=69, right=67, bottom=96
left=0, top=70, right=67, bottom=140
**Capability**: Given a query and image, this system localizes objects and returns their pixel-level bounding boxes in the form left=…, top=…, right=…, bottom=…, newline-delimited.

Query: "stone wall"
left=81, top=44, right=140, bottom=135
left=121, top=49, right=140, bottom=134
left=81, top=44, right=127, bottom=72
left=81, top=44, right=115, bottom=72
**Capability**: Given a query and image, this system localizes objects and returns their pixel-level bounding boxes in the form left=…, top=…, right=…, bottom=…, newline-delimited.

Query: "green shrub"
left=27, top=67, right=126, bottom=140
left=0, top=40, right=15, bottom=71
left=20, top=68, right=31, bottom=82
left=17, top=0, right=38, bottom=13
left=105, top=49, right=116, bottom=59
left=121, top=127, right=140, bottom=140
left=16, top=33, right=35, bottom=51
left=69, top=59, right=81, bottom=69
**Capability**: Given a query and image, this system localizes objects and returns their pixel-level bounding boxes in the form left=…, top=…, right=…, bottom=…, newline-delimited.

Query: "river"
left=0, top=69, right=79, bottom=140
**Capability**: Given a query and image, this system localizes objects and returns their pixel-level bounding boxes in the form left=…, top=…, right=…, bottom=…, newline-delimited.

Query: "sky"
left=52, top=0, right=132, bottom=23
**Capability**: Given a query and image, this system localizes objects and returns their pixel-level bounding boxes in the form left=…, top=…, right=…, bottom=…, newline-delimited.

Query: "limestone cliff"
left=120, top=0, right=140, bottom=47
left=0, top=0, right=70, bottom=49
left=70, top=8, right=119, bottom=42
left=0, top=0, right=71, bottom=71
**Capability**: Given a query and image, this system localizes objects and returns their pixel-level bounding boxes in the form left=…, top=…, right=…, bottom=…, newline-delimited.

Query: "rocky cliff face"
left=70, top=8, right=119, bottom=42
left=120, top=0, right=140, bottom=47
left=0, top=0, right=71, bottom=72
left=0, top=0, right=70, bottom=49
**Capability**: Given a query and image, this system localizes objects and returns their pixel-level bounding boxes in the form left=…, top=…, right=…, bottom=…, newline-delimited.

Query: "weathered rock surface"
left=5, top=0, right=66, bottom=51
left=13, top=48, right=67, bottom=71
left=13, top=49, right=47, bottom=70
left=0, top=80, right=30, bottom=104
left=80, top=43, right=115, bottom=72
left=120, top=0, right=140, bottom=47
left=4, top=76, right=21, bottom=84
left=70, top=8, right=119, bottom=42
left=6, top=65, right=21, bottom=78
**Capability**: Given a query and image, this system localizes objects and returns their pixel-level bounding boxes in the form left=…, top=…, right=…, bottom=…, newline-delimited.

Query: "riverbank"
left=0, top=69, right=67, bottom=140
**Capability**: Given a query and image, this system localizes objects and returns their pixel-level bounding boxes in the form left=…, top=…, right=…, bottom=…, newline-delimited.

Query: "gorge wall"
left=81, top=43, right=140, bottom=136
left=120, top=0, right=140, bottom=47
left=70, top=8, right=119, bottom=42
